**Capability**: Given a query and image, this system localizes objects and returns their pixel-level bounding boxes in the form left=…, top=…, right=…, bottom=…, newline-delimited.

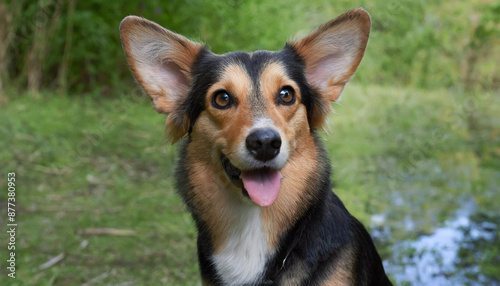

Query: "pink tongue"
left=241, top=169, right=282, bottom=207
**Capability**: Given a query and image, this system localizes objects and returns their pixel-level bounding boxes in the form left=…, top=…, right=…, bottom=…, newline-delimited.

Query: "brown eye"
left=213, top=90, right=232, bottom=109
left=278, top=86, right=295, bottom=105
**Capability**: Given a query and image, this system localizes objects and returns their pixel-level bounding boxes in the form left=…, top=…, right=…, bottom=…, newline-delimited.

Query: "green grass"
left=0, top=84, right=499, bottom=285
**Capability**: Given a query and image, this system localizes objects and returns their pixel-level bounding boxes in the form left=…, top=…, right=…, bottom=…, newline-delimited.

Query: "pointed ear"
left=120, top=16, right=203, bottom=143
left=289, top=8, right=370, bottom=127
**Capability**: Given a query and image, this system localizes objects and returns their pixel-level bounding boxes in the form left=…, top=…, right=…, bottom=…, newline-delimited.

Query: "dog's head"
left=120, top=9, right=370, bottom=207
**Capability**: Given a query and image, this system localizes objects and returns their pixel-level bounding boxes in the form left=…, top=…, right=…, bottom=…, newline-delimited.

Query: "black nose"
left=246, top=129, right=282, bottom=162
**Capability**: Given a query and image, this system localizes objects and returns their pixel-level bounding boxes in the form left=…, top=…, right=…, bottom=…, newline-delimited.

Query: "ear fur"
left=289, top=8, right=371, bottom=128
left=120, top=16, right=203, bottom=143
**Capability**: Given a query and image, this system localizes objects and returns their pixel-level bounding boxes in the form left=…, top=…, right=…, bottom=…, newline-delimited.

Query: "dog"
left=120, top=8, right=391, bottom=285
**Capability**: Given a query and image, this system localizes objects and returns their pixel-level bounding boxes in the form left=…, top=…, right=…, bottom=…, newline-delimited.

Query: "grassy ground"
left=1, top=84, right=499, bottom=285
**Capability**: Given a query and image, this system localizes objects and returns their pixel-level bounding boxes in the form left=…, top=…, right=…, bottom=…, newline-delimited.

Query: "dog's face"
left=120, top=9, right=370, bottom=207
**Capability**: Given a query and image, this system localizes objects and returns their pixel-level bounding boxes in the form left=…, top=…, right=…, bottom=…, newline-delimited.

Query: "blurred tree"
left=25, top=0, right=62, bottom=93
left=463, top=3, right=500, bottom=91
left=56, top=0, right=76, bottom=95
left=461, top=3, right=500, bottom=158
left=0, top=3, right=10, bottom=100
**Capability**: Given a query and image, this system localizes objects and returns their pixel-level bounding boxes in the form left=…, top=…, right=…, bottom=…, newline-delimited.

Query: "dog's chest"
left=212, top=205, right=272, bottom=285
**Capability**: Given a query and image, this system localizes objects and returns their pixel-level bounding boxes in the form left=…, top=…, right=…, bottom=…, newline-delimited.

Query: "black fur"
left=175, top=48, right=392, bottom=285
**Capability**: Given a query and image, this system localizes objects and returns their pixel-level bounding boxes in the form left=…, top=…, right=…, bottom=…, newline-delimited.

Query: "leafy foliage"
left=1, top=0, right=498, bottom=95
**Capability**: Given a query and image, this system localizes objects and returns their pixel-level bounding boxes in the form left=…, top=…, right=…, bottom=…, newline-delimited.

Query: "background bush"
left=1, top=0, right=498, bottom=97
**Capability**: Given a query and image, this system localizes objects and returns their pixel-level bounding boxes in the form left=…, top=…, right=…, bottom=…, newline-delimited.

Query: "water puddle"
left=375, top=199, right=499, bottom=285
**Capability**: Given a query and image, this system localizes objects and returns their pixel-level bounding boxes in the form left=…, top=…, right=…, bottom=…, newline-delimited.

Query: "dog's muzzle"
left=245, top=129, right=282, bottom=162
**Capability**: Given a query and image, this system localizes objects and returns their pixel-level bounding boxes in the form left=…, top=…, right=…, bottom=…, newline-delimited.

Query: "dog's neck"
left=210, top=198, right=269, bottom=285
left=178, top=132, right=322, bottom=284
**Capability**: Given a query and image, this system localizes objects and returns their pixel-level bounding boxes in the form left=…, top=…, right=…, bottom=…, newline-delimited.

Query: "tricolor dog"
left=120, top=8, right=391, bottom=285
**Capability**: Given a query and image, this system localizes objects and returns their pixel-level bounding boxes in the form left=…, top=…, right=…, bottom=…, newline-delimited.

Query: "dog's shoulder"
left=268, top=191, right=392, bottom=285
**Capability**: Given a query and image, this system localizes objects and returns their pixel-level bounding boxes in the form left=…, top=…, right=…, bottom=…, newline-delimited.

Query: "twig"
left=77, top=228, right=137, bottom=237
left=39, top=253, right=65, bottom=270
left=33, top=165, right=71, bottom=175
left=82, top=272, right=109, bottom=286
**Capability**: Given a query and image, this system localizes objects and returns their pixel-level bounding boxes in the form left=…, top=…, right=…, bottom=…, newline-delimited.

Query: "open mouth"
left=221, top=154, right=282, bottom=207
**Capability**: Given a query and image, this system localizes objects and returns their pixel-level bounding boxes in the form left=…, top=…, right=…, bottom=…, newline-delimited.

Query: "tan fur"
left=259, top=62, right=302, bottom=122
left=278, top=261, right=309, bottom=285
left=205, top=64, right=255, bottom=156
left=184, top=114, right=233, bottom=253
left=320, top=245, right=356, bottom=286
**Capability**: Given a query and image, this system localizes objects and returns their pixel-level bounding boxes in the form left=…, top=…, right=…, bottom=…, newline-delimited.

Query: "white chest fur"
left=212, top=204, right=271, bottom=285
